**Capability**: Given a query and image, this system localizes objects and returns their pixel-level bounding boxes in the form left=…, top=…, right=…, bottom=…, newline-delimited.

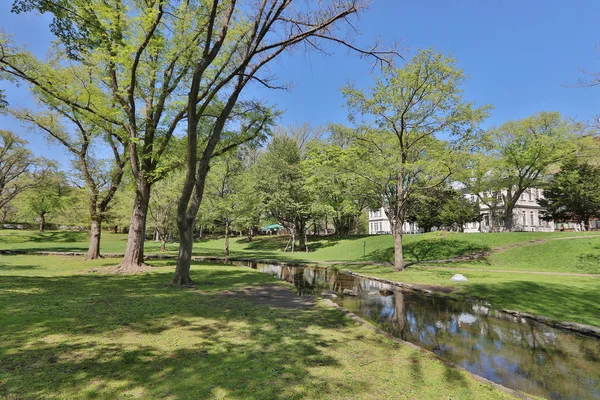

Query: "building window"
left=530, top=211, right=535, bottom=226
left=522, top=211, right=527, bottom=225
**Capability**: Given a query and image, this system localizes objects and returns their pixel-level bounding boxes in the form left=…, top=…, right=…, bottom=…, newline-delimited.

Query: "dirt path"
left=218, top=285, right=315, bottom=309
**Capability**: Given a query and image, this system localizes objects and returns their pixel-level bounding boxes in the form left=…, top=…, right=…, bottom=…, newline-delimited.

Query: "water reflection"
left=242, top=261, right=600, bottom=400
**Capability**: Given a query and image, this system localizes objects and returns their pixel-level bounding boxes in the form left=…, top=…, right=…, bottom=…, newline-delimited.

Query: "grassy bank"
left=0, top=256, right=513, bottom=399
left=334, top=264, right=600, bottom=328
left=2, top=229, right=600, bottom=268
left=2, top=229, right=599, bottom=327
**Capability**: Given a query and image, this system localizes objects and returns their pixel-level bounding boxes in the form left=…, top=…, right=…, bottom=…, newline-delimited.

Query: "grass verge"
left=0, top=256, right=514, bottom=399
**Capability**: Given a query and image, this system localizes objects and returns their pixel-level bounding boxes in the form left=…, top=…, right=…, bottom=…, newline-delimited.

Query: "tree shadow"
left=0, top=263, right=40, bottom=271
left=367, top=239, right=490, bottom=265
left=24, top=231, right=87, bottom=243
left=576, top=245, right=600, bottom=273
left=0, top=264, right=368, bottom=399
left=464, top=280, right=600, bottom=327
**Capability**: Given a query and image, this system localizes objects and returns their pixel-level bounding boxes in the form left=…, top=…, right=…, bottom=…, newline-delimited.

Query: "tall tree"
left=0, top=130, right=36, bottom=211
left=342, top=49, right=489, bottom=271
left=484, top=112, right=581, bottom=231
left=256, top=135, right=313, bottom=252
left=303, top=140, right=375, bottom=235
left=456, top=153, right=505, bottom=232
left=170, top=1, right=394, bottom=285
left=12, top=82, right=126, bottom=259
left=538, top=158, right=600, bottom=230
left=3, top=1, right=205, bottom=271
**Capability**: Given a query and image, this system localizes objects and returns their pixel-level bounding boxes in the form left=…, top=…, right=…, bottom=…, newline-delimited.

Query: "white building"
left=368, top=188, right=555, bottom=235
left=368, top=209, right=422, bottom=235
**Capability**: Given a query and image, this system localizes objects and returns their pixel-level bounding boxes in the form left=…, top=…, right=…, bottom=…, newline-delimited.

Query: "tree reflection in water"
left=242, top=262, right=600, bottom=400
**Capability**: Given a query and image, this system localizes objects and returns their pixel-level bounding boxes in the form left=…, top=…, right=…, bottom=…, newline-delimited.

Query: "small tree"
left=22, top=167, right=69, bottom=231
left=204, top=151, right=246, bottom=256
left=538, top=158, right=600, bottom=230
left=438, top=190, right=480, bottom=232
left=342, top=49, right=489, bottom=271
left=149, top=174, right=183, bottom=252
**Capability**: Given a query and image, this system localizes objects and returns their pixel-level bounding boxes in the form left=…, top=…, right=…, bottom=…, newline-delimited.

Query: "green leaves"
left=539, top=157, right=600, bottom=227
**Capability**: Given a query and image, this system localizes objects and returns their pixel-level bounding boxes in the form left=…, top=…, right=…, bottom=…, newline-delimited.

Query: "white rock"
left=450, top=274, right=468, bottom=282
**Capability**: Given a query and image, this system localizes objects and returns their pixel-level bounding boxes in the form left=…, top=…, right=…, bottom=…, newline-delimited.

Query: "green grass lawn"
left=466, top=236, right=600, bottom=273
left=0, top=255, right=514, bottom=399
left=2, top=229, right=600, bottom=327
left=2, top=229, right=600, bottom=268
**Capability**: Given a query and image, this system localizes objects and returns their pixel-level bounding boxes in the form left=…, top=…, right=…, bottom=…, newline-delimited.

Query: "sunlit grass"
left=0, top=256, right=514, bottom=399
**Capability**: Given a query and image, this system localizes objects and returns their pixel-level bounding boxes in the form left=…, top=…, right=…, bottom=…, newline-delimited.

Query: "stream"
left=223, top=260, right=600, bottom=400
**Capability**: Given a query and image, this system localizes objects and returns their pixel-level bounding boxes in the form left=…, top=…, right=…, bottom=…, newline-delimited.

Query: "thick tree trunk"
left=86, top=219, right=102, bottom=260
left=172, top=220, right=194, bottom=285
left=392, top=225, right=404, bottom=272
left=39, top=212, right=46, bottom=232
left=224, top=220, right=230, bottom=257
left=160, top=239, right=167, bottom=252
left=297, top=222, right=307, bottom=252
left=113, top=225, right=118, bottom=234
left=503, top=205, right=515, bottom=232
left=119, top=182, right=151, bottom=272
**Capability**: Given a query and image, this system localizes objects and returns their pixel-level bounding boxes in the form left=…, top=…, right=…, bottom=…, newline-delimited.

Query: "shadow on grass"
left=240, top=235, right=346, bottom=252
left=0, top=263, right=41, bottom=271
left=0, top=231, right=87, bottom=243
left=576, top=245, right=600, bottom=273
left=367, top=239, right=490, bottom=265
left=0, top=264, right=362, bottom=399
left=464, top=280, right=600, bottom=327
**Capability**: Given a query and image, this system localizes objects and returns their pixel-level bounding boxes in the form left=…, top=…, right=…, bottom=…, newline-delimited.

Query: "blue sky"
left=1, top=0, right=599, bottom=166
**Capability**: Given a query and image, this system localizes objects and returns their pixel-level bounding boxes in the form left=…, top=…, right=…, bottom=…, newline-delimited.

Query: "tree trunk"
left=113, top=225, right=118, bottom=234
left=39, top=212, right=46, bottom=232
left=224, top=220, right=230, bottom=257
left=503, top=205, right=515, bottom=232
left=118, top=182, right=151, bottom=272
left=160, top=238, right=167, bottom=252
left=86, top=219, right=102, bottom=260
left=392, top=225, right=404, bottom=272
left=297, top=222, right=307, bottom=251
left=171, top=220, right=194, bottom=285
